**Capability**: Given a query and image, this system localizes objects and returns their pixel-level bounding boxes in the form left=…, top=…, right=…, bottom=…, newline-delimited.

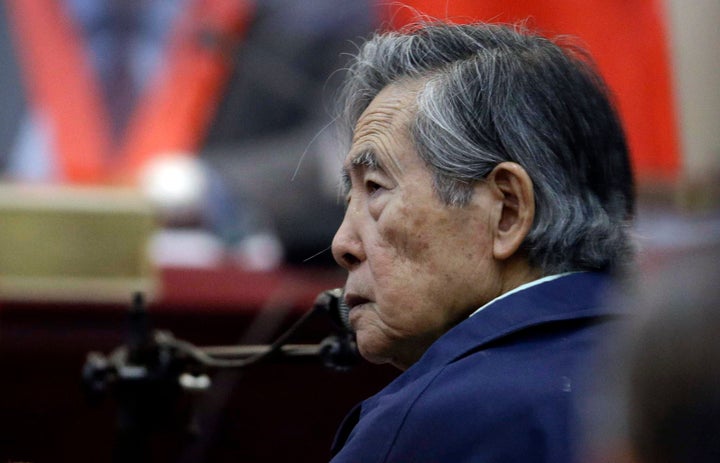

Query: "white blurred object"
left=139, top=153, right=209, bottom=220
left=233, top=232, right=284, bottom=272
left=149, top=229, right=224, bottom=268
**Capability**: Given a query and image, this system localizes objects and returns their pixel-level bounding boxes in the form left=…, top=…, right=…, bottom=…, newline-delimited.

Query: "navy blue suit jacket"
left=330, top=272, right=623, bottom=463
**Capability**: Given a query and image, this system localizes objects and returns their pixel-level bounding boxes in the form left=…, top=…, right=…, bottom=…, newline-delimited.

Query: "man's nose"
left=331, top=212, right=364, bottom=270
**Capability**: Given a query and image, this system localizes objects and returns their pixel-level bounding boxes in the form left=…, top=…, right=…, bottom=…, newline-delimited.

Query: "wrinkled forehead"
left=346, top=80, right=424, bottom=163
left=340, top=81, right=426, bottom=195
left=353, top=87, right=415, bottom=140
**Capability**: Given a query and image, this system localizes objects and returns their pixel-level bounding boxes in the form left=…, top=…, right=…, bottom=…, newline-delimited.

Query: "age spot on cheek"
left=379, top=207, right=432, bottom=261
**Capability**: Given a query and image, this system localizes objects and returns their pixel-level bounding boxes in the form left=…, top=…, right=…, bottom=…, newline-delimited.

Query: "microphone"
left=314, top=288, right=352, bottom=332
left=338, top=297, right=351, bottom=331
left=310, top=288, right=357, bottom=370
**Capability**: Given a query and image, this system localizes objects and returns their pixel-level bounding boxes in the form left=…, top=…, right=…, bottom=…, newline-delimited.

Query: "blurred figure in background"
left=0, top=0, right=376, bottom=268
left=200, top=0, right=376, bottom=265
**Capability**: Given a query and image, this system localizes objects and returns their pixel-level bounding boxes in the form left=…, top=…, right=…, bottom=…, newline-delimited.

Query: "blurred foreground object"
left=624, top=247, right=720, bottom=463
left=583, top=241, right=720, bottom=463
left=0, top=184, right=157, bottom=302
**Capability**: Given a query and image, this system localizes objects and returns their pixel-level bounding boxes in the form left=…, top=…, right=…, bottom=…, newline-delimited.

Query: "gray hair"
left=337, top=22, right=635, bottom=274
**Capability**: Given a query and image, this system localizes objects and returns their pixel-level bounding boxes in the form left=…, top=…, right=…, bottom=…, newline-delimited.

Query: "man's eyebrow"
left=350, top=150, right=380, bottom=170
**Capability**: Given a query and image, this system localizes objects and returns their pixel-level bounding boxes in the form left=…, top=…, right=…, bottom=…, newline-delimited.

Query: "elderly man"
left=329, top=22, right=634, bottom=463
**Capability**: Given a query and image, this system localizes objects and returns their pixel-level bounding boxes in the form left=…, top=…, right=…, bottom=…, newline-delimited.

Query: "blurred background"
left=0, top=0, right=717, bottom=462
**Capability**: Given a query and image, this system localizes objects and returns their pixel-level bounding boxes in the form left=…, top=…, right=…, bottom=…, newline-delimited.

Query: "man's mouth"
left=344, top=293, right=372, bottom=311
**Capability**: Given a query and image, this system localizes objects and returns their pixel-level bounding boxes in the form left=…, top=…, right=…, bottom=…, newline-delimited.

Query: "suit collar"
left=406, top=271, right=622, bottom=375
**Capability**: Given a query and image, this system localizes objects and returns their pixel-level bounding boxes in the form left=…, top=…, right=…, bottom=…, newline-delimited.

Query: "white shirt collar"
left=469, top=272, right=580, bottom=318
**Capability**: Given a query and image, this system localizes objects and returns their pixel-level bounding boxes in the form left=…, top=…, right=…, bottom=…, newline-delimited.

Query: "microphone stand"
left=81, top=289, right=358, bottom=463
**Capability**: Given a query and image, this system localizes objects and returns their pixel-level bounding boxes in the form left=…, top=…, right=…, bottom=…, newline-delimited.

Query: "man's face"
left=332, top=82, right=503, bottom=370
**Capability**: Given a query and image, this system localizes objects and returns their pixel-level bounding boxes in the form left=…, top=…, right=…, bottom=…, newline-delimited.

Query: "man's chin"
left=355, top=333, right=391, bottom=366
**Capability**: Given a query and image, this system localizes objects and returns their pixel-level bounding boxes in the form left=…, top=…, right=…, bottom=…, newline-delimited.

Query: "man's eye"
left=365, top=180, right=383, bottom=195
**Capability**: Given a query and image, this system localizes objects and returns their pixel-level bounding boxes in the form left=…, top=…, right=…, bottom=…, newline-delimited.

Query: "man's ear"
left=485, top=162, right=535, bottom=261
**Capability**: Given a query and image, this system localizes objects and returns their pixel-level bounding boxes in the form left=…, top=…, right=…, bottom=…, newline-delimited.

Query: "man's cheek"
left=377, top=216, right=431, bottom=262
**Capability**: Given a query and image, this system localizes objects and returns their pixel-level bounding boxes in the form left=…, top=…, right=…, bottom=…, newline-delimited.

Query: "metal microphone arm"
left=82, top=289, right=358, bottom=400
left=80, top=289, right=358, bottom=463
